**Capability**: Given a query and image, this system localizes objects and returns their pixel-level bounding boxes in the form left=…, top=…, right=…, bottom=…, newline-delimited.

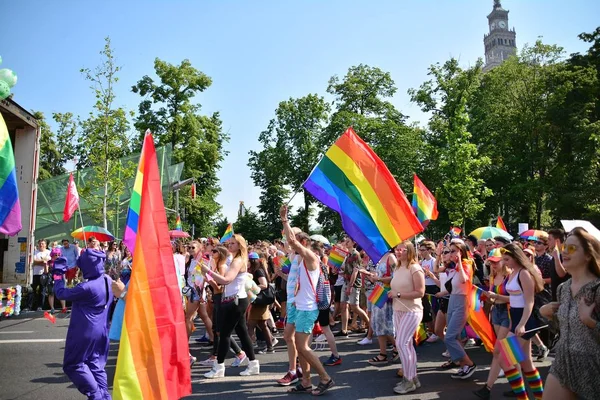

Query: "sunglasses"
left=211, top=249, right=218, bottom=254
left=443, top=250, right=451, bottom=254
left=499, top=248, right=511, bottom=255
left=563, top=244, right=578, bottom=255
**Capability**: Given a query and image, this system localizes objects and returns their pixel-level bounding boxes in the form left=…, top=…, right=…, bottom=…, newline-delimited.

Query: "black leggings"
left=217, top=297, right=255, bottom=364
left=30, top=275, right=43, bottom=310
left=211, top=293, right=242, bottom=357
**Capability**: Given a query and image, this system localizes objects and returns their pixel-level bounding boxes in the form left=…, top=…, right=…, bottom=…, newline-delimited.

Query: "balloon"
left=0, top=80, right=10, bottom=100
left=0, top=69, right=17, bottom=88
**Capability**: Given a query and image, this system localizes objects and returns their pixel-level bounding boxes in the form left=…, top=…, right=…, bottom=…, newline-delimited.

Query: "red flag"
left=191, top=183, right=196, bottom=200
left=63, top=173, right=79, bottom=222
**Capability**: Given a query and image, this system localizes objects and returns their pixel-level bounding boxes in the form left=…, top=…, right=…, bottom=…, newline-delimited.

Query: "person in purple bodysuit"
left=53, top=242, right=113, bottom=400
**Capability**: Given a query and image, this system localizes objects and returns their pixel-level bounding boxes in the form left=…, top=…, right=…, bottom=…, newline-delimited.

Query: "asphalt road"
left=0, top=312, right=552, bottom=399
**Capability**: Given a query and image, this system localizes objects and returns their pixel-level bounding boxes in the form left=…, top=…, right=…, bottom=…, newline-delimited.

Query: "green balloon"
left=0, top=80, right=10, bottom=100
left=0, top=69, right=17, bottom=88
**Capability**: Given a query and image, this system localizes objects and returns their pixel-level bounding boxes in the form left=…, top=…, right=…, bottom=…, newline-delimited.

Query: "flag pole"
left=77, top=202, right=86, bottom=243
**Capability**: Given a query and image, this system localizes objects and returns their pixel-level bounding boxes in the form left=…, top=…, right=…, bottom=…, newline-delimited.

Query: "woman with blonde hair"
left=201, top=234, right=260, bottom=378
left=389, top=241, right=425, bottom=394
left=540, top=228, right=600, bottom=400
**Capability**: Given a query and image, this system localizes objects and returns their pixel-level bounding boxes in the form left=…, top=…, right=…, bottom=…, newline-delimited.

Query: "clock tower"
left=483, top=0, right=517, bottom=72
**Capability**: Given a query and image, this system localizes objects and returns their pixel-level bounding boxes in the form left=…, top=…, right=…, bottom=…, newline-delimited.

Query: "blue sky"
left=3, top=0, right=598, bottom=224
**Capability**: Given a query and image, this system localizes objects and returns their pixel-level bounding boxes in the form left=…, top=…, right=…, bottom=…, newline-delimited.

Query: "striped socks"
left=524, top=368, right=544, bottom=399
left=505, top=367, right=528, bottom=400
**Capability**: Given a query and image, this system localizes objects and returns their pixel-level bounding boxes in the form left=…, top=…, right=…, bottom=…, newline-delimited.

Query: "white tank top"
left=294, top=259, right=320, bottom=311
left=506, top=270, right=525, bottom=308
left=224, top=258, right=248, bottom=298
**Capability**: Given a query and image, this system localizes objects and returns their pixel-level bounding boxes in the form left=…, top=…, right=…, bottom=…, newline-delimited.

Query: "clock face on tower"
left=499, top=21, right=506, bottom=28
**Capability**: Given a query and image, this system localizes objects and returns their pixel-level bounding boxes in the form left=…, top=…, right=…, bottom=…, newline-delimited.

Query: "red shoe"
left=277, top=371, right=298, bottom=386
left=61, top=308, right=68, bottom=314
left=275, top=320, right=285, bottom=330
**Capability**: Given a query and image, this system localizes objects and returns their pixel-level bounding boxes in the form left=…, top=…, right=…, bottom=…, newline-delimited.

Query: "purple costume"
left=54, top=249, right=113, bottom=400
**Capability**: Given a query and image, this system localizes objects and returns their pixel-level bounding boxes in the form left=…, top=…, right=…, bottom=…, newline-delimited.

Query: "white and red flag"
left=63, top=172, right=79, bottom=222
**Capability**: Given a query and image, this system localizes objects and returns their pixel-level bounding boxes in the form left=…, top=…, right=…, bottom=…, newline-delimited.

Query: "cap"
left=50, top=247, right=62, bottom=257
left=488, top=248, right=502, bottom=262
left=248, top=252, right=260, bottom=260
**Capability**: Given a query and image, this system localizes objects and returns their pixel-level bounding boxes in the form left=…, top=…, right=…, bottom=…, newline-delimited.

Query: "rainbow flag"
left=123, top=132, right=147, bottom=255
left=496, top=216, right=507, bottom=232
left=274, top=255, right=292, bottom=274
left=450, top=227, right=462, bottom=238
left=467, top=281, right=496, bottom=352
left=471, top=286, right=484, bottom=312
left=412, top=174, right=438, bottom=223
left=414, top=323, right=428, bottom=346
left=113, top=132, right=191, bottom=400
left=175, top=215, right=182, bottom=231
left=0, top=112, right=22, bottom=236
left=303, top=128, right=423, bottom=263
left=327, top=246, right=348, bottom=273
left=367, top=284, right=389, bottom=308
left=498, top=335, right=526, bottom=366
left=220, top=223, right=233, bottom=243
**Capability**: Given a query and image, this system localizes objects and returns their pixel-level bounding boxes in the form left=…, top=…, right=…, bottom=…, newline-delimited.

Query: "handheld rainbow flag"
left=471, top=286, right=484, bottom=312
left=175, top=215, right=182, bottom=231
left=496, top=216, right=507, bottom=232
left=414, top=323, right=428, bottom=346
left=498, top=335, right=526, bottom=366
left=467, top=277, right=496, bottom=352
left=367, top=284, right=390, bottom=309
left=303, top=128, right=423, bottom=263
left=122, top=132, right=147, bottom=255
left=274, top=255, right=292, bottom=274
left=113, top=132, right=191, bottom=400
left=327, top=246, right=348, bottom=273
left=450, top=227, right=462, bottom=238
left=220, top=223, right=233, bottom=243
left=412, top=174, right=438, bottom=223
left=0, top=112, right=22, bottom=236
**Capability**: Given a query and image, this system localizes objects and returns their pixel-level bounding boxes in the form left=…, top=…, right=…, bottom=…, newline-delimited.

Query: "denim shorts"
left=287, top=303, right=319, bottom=334
left=491, top=303, right=510, bottom=328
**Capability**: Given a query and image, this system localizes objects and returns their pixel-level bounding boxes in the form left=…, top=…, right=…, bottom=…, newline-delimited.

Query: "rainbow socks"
left=505, top=367, right=528, bottom=400
left=524, top=368, right=544, bottom=399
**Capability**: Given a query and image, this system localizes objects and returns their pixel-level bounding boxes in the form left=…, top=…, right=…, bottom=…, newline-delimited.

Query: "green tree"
left=233, top=208, right=265, bottom=244
left=410, top=58, right=492, bottom=230
left=132, top=58, right=228, bottom=236
left=214, top=216, right=230, bottom=240
left=53, top=112, right=79, bottom=168
left=33, top=111, right=65, bottom=180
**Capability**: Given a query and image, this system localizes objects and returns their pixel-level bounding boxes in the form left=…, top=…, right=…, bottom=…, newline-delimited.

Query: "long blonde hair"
left=401, top=241, right=419, bottom=268
left=232, top=234, right=248, bottom=271
left=502, top=243, right=545, bottom=293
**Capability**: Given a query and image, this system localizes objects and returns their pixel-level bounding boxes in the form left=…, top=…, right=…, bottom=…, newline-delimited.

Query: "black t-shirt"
left=253, top=268, right=268, bottom=285
left=550, top=254, right=570, bottom=301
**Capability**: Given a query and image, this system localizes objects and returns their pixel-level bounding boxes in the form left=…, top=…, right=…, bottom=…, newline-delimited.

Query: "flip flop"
left=312, top=379, right=334, bottom=396
left=288, top=383, right=313, bottom=394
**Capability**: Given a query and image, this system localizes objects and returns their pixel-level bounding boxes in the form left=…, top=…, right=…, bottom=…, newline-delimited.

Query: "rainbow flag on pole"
left=122, top=132, right=147, bottom=255
left=175, top=215, right=182, bottom=231
left=303, top=128, right=423, bottom=263
left=274, top=255, right=292, bottom=274
left=0, top=112, right=22, bottom=236
left=498, top=335, right=526, bottom=366
left=471, top=286, right=484, bottom=312
left=414, top=323, right=428, bottom=346
left=450, top=227, right=462, bottom=238
left=412, top=174, right=438, bottom=223
left=367, top=284, right=390, bottom=309
left=327, top=246, right=348, bottom=273
left=220, top=223, right=233, bottom=243
left=113, top=132, right=191, bottom=399
left=467, top=278, right=496, bottom=352
left=496, top=216, right=507, bottom=232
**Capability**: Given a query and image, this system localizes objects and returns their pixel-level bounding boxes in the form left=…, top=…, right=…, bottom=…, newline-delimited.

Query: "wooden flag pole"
left=77, top=202, right=86, bottom=244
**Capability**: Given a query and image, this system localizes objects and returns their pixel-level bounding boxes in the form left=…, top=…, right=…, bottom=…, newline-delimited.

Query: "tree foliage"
left=34, top=111, right=65, bottom=180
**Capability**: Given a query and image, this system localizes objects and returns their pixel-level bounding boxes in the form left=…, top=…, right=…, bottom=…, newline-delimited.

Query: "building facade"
left=483, top=0, right=517, bottom=72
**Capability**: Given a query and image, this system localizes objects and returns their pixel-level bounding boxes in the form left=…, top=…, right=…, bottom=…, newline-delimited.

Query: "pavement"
left=0, top=312, right=552, bottom=399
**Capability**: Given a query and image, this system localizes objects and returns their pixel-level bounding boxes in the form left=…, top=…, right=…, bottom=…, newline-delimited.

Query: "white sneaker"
left=357, top=337, right=373, bottom=345
left=394, top=377, right=417, bottom=394
left=315, top=334, right=327, bottom=342
left=199, top=358, right=216, bottom=367
left=240, top=359, right=260, bottom=376
left=231, top=351, right=247, bottom=367
left=271, top=338, right=279, bottom=347
left=413, top=376, right=421, bottom=389
left=442, top=350, right=450, bottom=358
left=204, top=363, right=225, bottom=378
left=498, top=369, right=505, bottom=378
left=466, top=338, right=476, bottom=346
left=426, top=334, right=439, bottom=343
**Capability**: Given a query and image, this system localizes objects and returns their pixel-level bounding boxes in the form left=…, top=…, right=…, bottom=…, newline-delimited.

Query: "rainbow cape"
left=327, top=246, right=348, bottom=273
left=113, top=132, right=191, bottom=400
left=498, top=335, right=526, bottom=366
left=367, top=284, right=389, bottom=308
left=467, top=278, right=496, bottom=352
left=303, top=128, right=423, bottom=263
left=220, top=223, right=233, bottom=243
left=0, top=112, right=21, bottom=235
left=412, top=174, right=438, bottom=223
left=122, top=132, right=147, bottom=255
left=175, top=215, right=182, bottom=231
left=496, top=216, right=507, bottom=232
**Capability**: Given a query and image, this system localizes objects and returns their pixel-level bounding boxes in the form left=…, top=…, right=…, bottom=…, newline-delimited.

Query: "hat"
left=523, top=247, right=535, bottom=257
left=248, top=252, right=260, bottom=260
left=50, top=247, right=62, bottom=257
left=488, top=248, right=502, bottom=262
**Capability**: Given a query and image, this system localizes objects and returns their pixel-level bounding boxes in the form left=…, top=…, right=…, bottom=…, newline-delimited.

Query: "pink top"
left=390, top=263, right=424, bottom=313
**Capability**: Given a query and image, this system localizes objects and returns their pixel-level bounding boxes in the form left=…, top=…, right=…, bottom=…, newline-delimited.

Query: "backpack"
left=304, top=262, right=332, bottom=311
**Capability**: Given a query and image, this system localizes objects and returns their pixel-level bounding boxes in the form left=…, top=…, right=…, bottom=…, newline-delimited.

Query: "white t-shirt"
left=421, top=257, right=437, bottom=286
left=294, top=259, right=320, bottom=311
left=173, top=253, right=186, bottom=290
left=33, top=249, right=50, bottom=276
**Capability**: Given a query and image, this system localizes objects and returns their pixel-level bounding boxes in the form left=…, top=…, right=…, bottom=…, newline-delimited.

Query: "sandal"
left=312, top=378, right=334, bottom=396
left=391, top=350, right=400, bottom=362
left=288, top=382, right=313, bottom=394
left=440, top=360, right=459, bottom=369
left=368, top=354, right=388, bottom=366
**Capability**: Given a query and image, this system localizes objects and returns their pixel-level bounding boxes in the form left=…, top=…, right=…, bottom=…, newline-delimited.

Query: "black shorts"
left=438, top=297, right=449, bottom=314
left=316, top=309, right=330, bottom=326
left=509, top=307, right=539, bottom=340
left=334, top=285, right=342, bottom=303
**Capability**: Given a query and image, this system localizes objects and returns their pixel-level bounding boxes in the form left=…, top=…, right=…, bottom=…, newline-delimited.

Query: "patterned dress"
left=549, top=279, right=600, bottom=400
left=370, top=258, right=394, bottom=336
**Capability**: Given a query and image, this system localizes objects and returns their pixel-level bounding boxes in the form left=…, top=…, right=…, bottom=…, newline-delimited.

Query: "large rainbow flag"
left=412, top=174, right=438, bottom=223
left=220, top=223, right=233, bottom=243
left=122, top=132, right=147, bottom=255
left=0, top=112, right=21, bottom=236
left=113, top=132, right=191, bottom=400
left=467, top=276, right=496, bottom=352
left=303, top=128, right=423, bottom=263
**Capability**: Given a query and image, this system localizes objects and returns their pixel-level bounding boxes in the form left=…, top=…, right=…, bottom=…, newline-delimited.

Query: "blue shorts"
left=287, top=303, right=318, bottom=334
left=491, top=304, right=510, bottom=328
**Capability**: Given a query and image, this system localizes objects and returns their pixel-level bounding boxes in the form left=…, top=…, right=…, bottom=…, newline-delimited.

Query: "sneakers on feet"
left=257, top=347, right=275, bottom=354
left=394, top=377, right=417, bottom=394
left=323, top=354, right=342, bottom=366
left=426, top=333, right=439, bottom=343
left=189, top=355, right=197, bottom=367
left=277, top=371, right=298, bottom=386
left=204, top=362, right=225, bottom=378
left=334, top=330, right=348, bottom=337
left=498, top=369, right=505, bottom=378
left=231, top=351, right=247, bottom=367
left=275, top=320, right=285, bottom=330
left=315, top=334, right=327, bottom=342
left=271, top=338, right=279, bottom=348
left=357, top=337, right=373, bottom=345
left=442, top=350, right=450, bottom=358
left=240, top=359, right=260, bottom=376
left=413, top=376, right=421, bottom=389
left=451, top=364, right=477, bottom=380
left=537, top=346, right=550, bottom=361
left=60, top=308, right=68, bottom=314
left=199, top=357, right=216, bottom=367
left=473, top=385, right=491, bottom=399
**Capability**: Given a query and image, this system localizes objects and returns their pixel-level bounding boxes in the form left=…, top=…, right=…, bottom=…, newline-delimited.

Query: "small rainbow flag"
left=450, top=227, right=462, bottom=238
left=414, top=323, right=428, bottom=346
left=327, top=246, right=348, bottom=273
left=274, top=255, right=292, bottom=274
left=471, top=286, right=484, bottom=312
left=123, top=131, right=148, bottom=256
left=367, top=284, right=389, bottom=309
left=0, top=112, right=22, bottom=236
left=498, top=335, right=526, bottom=366
left=220, top=223, right=233, bottom=243
left=175, top=215, right=182, bottom=231
left=412, top=174, right=438, bottom=223
left=496, top=216, right=507, bottom=232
